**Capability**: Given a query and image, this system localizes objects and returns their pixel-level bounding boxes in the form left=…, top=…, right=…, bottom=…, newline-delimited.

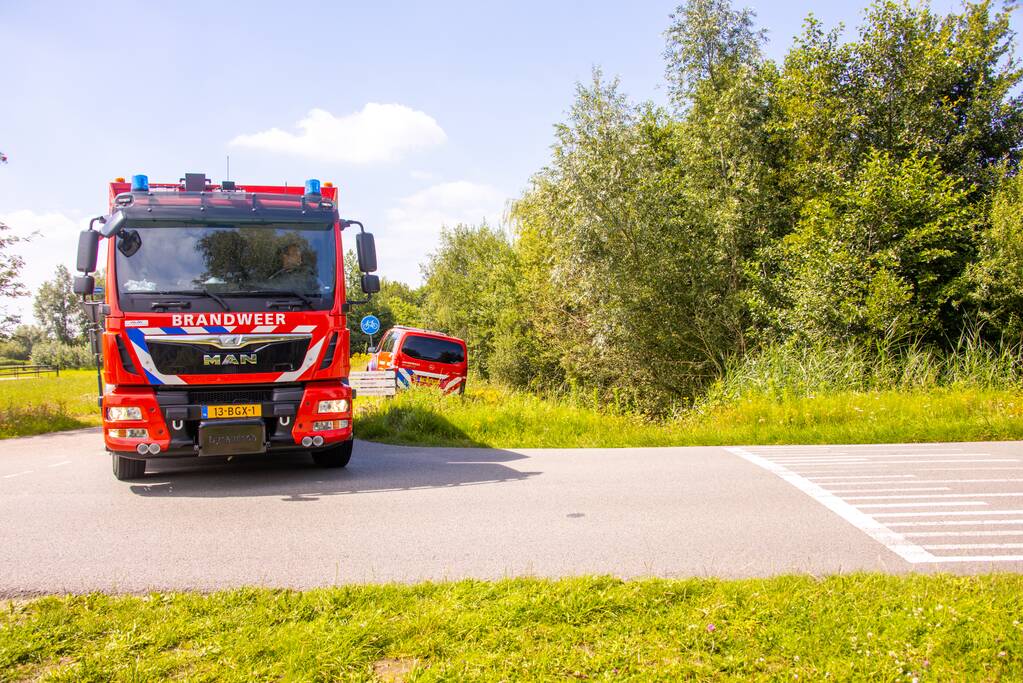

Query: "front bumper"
left=103, top=382, right=352, bottom=457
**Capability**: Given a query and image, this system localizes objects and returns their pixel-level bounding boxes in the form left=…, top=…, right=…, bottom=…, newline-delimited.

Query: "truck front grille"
left=187, top=388, right=275, bottom=405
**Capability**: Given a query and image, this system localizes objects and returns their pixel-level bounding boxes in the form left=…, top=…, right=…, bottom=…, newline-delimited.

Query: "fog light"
left=313, top=420, right=335, bottom=431
left=136, top=443, right=148, bottom=455
left=317, top=399, right=349, bottom=414
left=109, top=428, right=149, bottom=439
left=147, top=443, right=161, bottom=455
left=107, top=406, right=143, bottom=421
left=312, top=435, right=324, bottom=447
left=301, top=436, right=313, bottom=447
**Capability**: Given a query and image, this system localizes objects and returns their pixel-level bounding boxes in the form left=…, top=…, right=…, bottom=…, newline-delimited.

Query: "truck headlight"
left=107, top=406, right=143, bottom=421
left=317, top=399, right=349, bottom=414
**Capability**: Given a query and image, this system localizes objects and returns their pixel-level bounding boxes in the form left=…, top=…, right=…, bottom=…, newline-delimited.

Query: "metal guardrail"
left=0, top=364, right=59, bottom=378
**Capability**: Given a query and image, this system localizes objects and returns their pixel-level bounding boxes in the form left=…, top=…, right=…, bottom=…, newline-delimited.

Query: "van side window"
left=400, top=335, right=465, bottom=363
left=381, top=331, right=398, bottom=353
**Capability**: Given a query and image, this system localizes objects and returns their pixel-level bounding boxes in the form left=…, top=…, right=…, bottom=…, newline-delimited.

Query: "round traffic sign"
left=360, top=315, right=381, bottom=335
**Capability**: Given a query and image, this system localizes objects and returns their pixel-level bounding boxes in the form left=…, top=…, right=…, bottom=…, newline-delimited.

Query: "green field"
left=2, top=575, right=1021, bottom=681
left=356, top=382, right=1023, bottom=449
left=0, top=369, right=101, bottom=439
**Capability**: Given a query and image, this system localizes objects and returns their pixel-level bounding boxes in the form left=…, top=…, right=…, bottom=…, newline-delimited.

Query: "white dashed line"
left=856, top=501, right=988, bottom=508
left=47, top=461, right=71, bottom=468
left=845, top=492, right=1023, bottom=500
left=924, top=543, right=1023, bottom=550
left=829, top=487, right=951, bottom=494
left=2, top=470, right=33, bottom=479
left=905, top=530, right=1023, bottom=538
left=887, top=519, right=1023, bottom=527
left=872, top=509, right=1023, bottom=518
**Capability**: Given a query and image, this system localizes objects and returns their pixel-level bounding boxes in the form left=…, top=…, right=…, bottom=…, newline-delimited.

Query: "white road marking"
left=915, top=467, right=1023, bottom=471
left=829, top=487, right=951, bottom=493
left=845, top=492, right=1023, bottom=500
left=725, top=447, right=934, bottom=563
left=856, top=501, right=987, bottom=508
left=2, top=470, right=33, bottom=479
left=809, top=475, right=917, bottom=480
left=906, top=530, right=1023, bottom=538
left=887, top=519, right=1023, bottom=527
left=773, top=453, right=990, bottom=461
left=793, top=459, right=1019, bottom=466
left=924, top=543, right=1023, bottom=550
left=47, top=461, right=71, bottom=468
left=828, top=479, right=1023, bottom=485
left=905, top=554, right=1023, bottom=562
left=736, top=445, right=1023, bottom=564
left=873, top=509, right=1023, bottom=518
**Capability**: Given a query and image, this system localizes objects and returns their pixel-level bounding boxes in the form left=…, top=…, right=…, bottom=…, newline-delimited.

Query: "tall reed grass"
left=699, top=335, right=1022, bottom=410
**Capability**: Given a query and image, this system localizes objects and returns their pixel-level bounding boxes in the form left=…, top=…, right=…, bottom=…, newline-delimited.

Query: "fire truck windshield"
left=115, top=222, right=336, bottom=312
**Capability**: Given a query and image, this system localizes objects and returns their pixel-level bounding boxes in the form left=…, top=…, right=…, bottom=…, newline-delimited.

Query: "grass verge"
left=356, top=383, right=1023, bottom=448
left=0, top=369, right=101, bottom=439
left=2, top=575, right=1021, bottom=680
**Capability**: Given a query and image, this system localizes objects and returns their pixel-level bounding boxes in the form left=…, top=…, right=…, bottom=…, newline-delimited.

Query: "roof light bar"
left=131, top=174, right=149, bottom=192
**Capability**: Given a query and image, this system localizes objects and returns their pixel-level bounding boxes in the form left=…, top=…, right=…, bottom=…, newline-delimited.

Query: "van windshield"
left=401, top=335, right=464, bottom=364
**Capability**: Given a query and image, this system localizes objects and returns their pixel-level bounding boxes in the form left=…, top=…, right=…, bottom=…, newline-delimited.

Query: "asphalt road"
left=2, top=430, right=1022, bottom=596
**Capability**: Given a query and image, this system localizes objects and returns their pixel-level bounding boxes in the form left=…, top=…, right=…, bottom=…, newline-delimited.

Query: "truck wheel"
left=312, top=438, right=353, bottom=468
left=112, top=454, right=146, bottom=480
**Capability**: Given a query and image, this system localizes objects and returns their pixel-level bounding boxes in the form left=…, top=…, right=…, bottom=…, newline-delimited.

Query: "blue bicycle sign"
left=360, top=315, right=381, bottom=335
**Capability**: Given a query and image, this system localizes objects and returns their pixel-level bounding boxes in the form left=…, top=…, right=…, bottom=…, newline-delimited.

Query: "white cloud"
left=1, top=209, right=85, bottom=325
left=230, top=104, right=446, bottom=164
left=376, top=181, right=508, bottom=285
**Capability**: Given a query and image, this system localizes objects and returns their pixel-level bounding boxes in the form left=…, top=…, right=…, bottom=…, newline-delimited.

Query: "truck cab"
left=75, top=173, right=380, bottom=480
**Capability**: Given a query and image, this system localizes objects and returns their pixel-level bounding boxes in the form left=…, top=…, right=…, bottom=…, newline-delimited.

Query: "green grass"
left=357, top=382, right=1023, bottom=448
left=0, top=369, right=101, bottom=439
left=2, top=575, right=1021, bottom=681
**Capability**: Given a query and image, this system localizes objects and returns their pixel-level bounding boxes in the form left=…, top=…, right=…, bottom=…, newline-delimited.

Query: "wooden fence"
left=0, top=364, right=59, bottom=379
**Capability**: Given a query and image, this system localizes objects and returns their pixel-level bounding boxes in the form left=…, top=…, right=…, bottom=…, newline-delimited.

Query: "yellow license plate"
left=413, top=376, right=440, bottom=387
left=202, top=404, right=262, bottom=419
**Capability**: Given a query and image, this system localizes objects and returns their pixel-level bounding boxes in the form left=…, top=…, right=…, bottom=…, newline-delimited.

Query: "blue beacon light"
left=304, top=178, right=321, bottom=196
left=131, top=174, right=149, bottom=192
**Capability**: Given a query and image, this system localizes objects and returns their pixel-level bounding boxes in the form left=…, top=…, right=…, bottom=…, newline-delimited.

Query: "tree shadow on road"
left=129, top=439, right=538, bottom=501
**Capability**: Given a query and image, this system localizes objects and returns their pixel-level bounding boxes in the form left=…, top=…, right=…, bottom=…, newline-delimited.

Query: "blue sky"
left=0, top=0, right=1017, bottom=323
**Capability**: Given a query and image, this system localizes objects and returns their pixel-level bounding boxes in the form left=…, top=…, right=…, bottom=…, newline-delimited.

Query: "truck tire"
left=112, top=454, right=146, bottom=480
left=312, top=438, right=353, bottom=468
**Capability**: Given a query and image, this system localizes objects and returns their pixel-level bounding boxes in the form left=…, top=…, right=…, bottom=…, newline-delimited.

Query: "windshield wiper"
left=220, top=290, right=316, bottom=309
left=149, top=289, right=229, bottom=311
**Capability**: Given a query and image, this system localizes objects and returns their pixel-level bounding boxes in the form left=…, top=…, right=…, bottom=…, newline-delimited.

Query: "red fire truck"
left=74, top=173, right=379, bottom=480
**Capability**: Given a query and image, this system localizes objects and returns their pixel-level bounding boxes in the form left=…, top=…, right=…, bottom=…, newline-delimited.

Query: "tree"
left=0, top=221, right=28, bottom=334
left=663, top=0, right=766, bottom=104
left=34, top=265, right=88, bottom=343
left=769, top=152, right=974, bottom=344
left=421, top=222, right=519, bottom=377
left=970, top=169, right=1023, bottom=341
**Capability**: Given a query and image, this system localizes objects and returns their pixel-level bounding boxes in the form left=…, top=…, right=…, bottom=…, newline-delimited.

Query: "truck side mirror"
left=77, top=230, right=100, bottom=273
left=73, top=275, right=95, bottom=297
left=356, top=232, right=377, bottom=273
left=361, top=273, right=380, bottom=294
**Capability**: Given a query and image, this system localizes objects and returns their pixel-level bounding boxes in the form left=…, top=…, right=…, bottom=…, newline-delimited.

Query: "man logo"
left=203, top=354, right=257, bottom=366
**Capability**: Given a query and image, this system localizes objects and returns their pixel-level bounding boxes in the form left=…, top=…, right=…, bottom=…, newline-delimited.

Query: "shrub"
left=30, top=341, right=94, bottom=369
